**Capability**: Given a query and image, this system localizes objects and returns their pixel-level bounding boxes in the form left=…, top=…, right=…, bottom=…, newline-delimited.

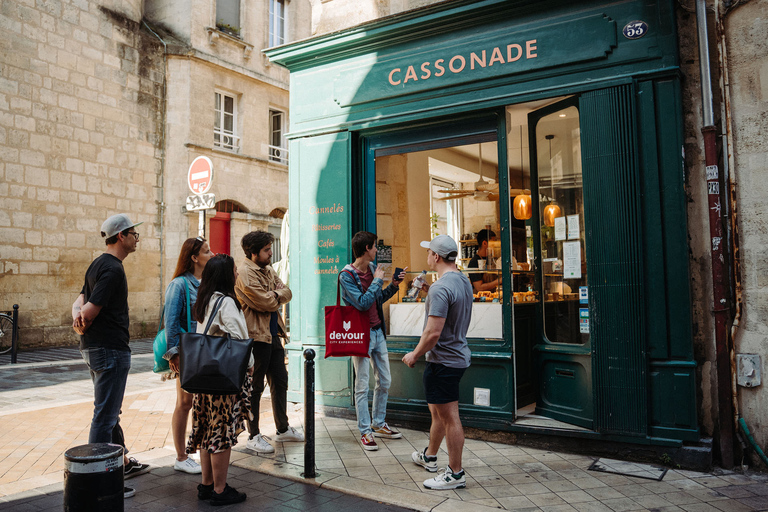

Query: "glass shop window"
left=535, top=105, right=589, bottom=345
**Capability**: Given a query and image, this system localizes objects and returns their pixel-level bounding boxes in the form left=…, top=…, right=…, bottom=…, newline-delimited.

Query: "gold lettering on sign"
left=308, top=203, right=344, bottom=215
left=449, top=55, right=465, bottom=73
left=313, top=224, right=342, bottom=231
left=507, top=43, right=522, bottom=62
left=387, top=40, right=539, bottom=88
left=470, top=51, right=486, bottom=69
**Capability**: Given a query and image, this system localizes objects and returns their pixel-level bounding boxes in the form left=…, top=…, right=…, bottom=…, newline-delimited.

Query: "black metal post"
left=303, top=348, right=316, bottom=478
left=11, top=304, right=18, bottom=364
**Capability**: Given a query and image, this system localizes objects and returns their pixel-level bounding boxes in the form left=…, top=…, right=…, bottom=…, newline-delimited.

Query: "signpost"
left=188, top=156, right=215, bottom=237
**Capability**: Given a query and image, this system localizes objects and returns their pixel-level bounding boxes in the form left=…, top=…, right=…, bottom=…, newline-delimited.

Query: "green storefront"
left=267, top=0, right=699, bottom=446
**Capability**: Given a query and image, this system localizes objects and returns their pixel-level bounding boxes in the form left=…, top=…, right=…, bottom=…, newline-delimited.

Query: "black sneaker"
left=210, top=484, right=246, bottom=506
left=197, top=483, right=214, bottom=500
left=124, top=486, right=135, bottom=499
left=124, top=457, right=150, bottom=479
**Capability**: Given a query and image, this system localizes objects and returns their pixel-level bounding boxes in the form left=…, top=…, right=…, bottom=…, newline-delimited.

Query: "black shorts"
left=423, top=362, right=466, bottom=404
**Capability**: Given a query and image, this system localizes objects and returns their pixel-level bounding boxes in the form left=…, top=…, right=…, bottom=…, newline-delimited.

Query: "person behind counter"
left=466, top=229, right=500, bottom=293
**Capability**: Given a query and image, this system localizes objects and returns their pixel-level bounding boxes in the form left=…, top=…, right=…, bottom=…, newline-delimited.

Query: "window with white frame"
left=214, top=91, right=239, bottom=152
left=216, top=0, right=241, bottom=37
left=269, top=109, right=287, bottom=163
left=269, top=0, right=285, bottom=47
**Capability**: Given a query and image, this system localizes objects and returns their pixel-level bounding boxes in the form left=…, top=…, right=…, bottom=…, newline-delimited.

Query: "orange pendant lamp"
left=543, top=203, right=562, bottom=227
left=513, top=128, right=532, bottom=220
left=543, top=134, right=561, bottom=227
left=513, top=193, right=532, bottom=220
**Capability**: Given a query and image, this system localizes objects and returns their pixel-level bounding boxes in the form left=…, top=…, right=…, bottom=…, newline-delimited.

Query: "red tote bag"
left=324, top=271, right=370, bottom=358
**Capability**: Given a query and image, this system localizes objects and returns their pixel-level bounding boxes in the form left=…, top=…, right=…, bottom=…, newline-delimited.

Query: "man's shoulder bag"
left=179, top=296, right=254, bottom=395
left=324, top=270, right=370, bottom=358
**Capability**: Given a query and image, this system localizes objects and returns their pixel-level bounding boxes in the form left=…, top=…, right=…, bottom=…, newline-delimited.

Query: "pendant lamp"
left=543, top=134, right=561, bottom=227
left=513, top=127, right=533, bottom=220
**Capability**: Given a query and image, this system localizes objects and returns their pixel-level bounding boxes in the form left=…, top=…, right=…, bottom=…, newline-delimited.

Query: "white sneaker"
left=423, top=466, right=466, bottom=490
left=274, top=426, right=304, bottom=442
left=173, top=457, right=202, bottom=474
left=246, top=433, right=275, bottom=453
left=412, top=448, right=438, bottom=472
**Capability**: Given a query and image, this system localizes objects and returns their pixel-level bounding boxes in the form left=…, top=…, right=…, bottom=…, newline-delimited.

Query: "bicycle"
left=0, top=312, right=14, bottom=354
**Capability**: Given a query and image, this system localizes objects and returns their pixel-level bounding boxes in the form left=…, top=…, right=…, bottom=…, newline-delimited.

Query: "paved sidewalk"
left=1, top=342, right=767, bottom=511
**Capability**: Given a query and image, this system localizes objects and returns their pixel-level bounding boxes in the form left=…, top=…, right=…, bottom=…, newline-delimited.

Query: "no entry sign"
left=188, top=156, right=213, bottom=195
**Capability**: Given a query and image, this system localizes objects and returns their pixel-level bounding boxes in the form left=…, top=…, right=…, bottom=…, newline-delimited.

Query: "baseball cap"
left=420, top=235, right=459, bottom=261
left=101, top=213, right=143, bottom=238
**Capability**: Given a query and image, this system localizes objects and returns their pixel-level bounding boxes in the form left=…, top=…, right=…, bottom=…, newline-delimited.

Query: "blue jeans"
left=351, top=329, right=391, bottom=435
left=80, top=347, right=131, bottom=446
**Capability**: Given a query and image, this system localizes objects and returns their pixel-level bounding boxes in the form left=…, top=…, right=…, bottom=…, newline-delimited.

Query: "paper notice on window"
left=563, top=241, right=582, bottom=279
left=567, top=214, right=580, bottom=240
left=554, top=217, right=566, bottom=241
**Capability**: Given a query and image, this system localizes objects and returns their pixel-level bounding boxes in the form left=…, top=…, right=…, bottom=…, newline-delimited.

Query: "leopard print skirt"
left=186, top=373, right=253, bottom=454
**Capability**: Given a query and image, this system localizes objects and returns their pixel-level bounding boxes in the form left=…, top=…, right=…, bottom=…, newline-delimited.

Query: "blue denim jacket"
left=162, top=272, right=199, bottom=359
left=338, top=263, right=400, bottom=337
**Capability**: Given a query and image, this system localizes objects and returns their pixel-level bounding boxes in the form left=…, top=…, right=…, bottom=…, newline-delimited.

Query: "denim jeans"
left=351, top=329, right=391, bottom=435
left=80, top=347, right=131, bottom=446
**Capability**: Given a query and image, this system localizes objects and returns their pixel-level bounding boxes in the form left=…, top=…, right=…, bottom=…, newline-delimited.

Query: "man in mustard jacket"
left=236, top=230, right=304, bottom=453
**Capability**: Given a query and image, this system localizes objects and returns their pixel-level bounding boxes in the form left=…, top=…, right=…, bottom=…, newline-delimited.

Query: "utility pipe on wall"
left=695, top=0, right=734, bottom=468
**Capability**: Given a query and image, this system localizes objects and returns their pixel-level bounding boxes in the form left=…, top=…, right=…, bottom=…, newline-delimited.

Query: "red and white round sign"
left=188, top=156, right=214, bottom=195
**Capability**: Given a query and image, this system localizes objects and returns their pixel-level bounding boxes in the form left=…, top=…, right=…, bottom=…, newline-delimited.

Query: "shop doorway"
left=506, top=96, right=593, bottom=431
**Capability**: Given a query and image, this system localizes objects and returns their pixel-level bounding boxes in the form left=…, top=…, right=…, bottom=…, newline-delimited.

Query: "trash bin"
left=63, top=443, right=124, bottom=512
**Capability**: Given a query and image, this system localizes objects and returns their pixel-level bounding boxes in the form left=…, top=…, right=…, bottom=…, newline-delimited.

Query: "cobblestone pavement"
left=0, top=341, right=767, bottom=511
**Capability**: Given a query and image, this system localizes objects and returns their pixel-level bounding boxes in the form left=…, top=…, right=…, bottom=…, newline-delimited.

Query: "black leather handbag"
left=179, top=296, right=253, bottom=395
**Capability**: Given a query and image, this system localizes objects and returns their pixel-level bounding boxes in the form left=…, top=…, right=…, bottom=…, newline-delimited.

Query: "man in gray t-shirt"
left=403, top=235, right=472, bottom=491
left=422, top=271, right=472, bottom=368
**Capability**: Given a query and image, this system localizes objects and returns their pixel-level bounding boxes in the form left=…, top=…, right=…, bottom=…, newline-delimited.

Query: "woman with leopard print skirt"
left=187, top=254, right=254, bottom=506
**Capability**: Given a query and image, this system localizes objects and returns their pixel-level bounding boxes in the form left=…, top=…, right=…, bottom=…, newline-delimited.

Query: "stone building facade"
left=0, top=0, right=310, bottom=347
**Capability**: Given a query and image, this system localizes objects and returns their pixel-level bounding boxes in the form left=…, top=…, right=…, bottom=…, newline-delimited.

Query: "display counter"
left=389, top=302, right=502, bottom=338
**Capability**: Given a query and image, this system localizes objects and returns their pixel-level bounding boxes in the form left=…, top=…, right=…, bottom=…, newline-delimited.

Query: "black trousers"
left=248, top=335, right=289, bottom=437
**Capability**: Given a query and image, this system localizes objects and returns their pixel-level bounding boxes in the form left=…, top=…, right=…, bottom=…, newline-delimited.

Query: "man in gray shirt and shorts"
left=402, top=235, right=472, bottom=490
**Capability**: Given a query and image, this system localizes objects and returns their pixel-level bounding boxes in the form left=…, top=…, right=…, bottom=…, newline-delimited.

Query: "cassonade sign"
left=388, top=40, right=538, bottom=87
left=331, top=14, right=618, bottom=108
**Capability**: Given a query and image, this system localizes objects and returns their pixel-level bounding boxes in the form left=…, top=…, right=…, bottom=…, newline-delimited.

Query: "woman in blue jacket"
left=163, top=237, right=213, bottom=473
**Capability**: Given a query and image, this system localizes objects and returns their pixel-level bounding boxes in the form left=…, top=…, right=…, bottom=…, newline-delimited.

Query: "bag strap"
left=337, top=270, right=357, bottom=307
left=202, top=295, right=226, bottom=335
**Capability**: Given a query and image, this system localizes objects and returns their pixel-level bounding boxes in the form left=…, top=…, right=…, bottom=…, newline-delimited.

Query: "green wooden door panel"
left=654, top=79, right=693, bottom=360
left=385, top=357, right=514, bottom=417
left=580, top=85, right=647, bottom=436
left=637, top=80, right=669, bottom=359
left=536, top=352, right=593, bottom=428
left=528, top=97, right=594, bottom=429
left=649, top=362, right=699, bottom=441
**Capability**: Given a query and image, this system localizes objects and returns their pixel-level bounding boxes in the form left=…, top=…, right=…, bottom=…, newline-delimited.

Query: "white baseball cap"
left=101, top=214, right=143, bottom=238
left=420, top=235, right=459, bottom=261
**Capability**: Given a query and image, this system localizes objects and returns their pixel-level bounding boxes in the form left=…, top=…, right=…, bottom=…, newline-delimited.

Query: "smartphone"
left=393, top=267, right=404, bottom=280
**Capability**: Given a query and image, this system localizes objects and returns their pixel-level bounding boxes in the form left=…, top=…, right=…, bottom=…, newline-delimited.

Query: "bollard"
left=64, top=443, right=124, bottom=512
left=11, top=304, right=18, bottom=364
left=303, top=348, right=316, bottom=478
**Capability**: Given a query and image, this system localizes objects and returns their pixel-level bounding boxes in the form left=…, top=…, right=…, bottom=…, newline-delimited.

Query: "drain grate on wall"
left=588, top=458, right=668, bottom=481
